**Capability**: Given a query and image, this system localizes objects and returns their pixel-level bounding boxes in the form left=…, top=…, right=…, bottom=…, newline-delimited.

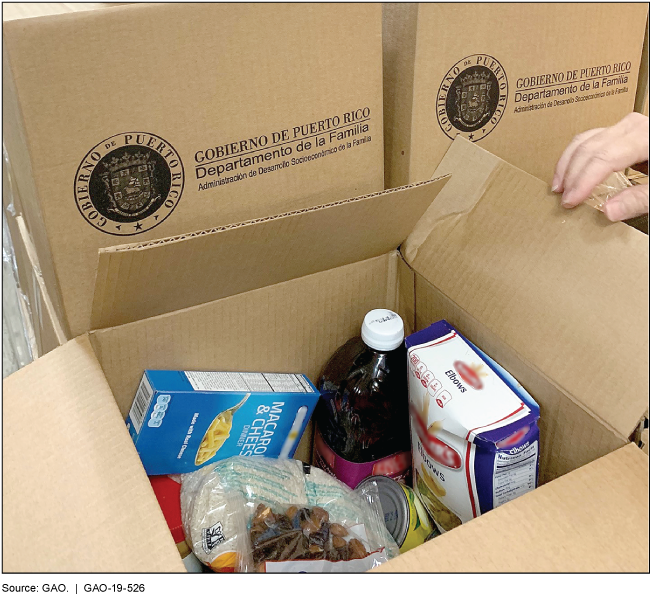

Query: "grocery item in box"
left=405, top=321, right=540, bottom=532
left=149, top=475, right=203, bottom=572
left=127, top=370, right=319, bottom=475
left=313, top=309, right=411, bottom=489
left=355, top=475, right=437, bottom=554
left=179, top=457, right=400, bottom=572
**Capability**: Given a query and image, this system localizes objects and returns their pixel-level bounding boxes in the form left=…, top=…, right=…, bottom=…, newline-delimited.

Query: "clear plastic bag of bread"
left=179, top=457, right=399, bottom=572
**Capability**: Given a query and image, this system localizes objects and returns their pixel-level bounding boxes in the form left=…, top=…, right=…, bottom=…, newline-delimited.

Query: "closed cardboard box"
left=3, top=139, right=648, bottom=572
left=3, top=3, right=384, bottom=339
left=384, top=3, right=649, bottom=188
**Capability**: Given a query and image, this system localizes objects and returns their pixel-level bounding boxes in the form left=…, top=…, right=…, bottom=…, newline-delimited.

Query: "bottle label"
left=313, top=427, right=412, bottom=489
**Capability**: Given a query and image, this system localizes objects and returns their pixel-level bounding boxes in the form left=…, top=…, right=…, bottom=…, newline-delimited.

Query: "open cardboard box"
left=3, top=138, right=648, bottom=572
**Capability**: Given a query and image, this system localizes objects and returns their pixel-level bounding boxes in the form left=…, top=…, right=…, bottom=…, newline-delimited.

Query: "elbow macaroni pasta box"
left=126, top=370, right=320, bottom=475
left=405, top=321, right=540, bottom=533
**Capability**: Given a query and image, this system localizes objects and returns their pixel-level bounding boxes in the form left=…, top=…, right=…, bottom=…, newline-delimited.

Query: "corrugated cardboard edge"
left=373, top=443, right=648, bottom=572
left=100, top=179, right=448, bottom=254
left=382, top=2, right=419, bottom=189
left=90, top=177, right=449, bottom=330
left=2, top=335, right=185, bottom=572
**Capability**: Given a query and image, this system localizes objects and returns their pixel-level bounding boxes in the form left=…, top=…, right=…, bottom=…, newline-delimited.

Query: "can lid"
left=356, top=475, right=409, bottom=546
left=361, top=309, right=404, bottom=351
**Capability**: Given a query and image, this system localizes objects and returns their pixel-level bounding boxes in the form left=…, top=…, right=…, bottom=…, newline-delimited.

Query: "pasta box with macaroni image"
left=126, top=370, right=320, bottom=475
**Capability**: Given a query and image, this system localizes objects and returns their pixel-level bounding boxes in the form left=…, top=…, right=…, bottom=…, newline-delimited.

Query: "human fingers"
left=602, top=184, right=649, bottom=222
left=552, top=128, right=603, bottom=193
left=561, top=113, right=649, bottom=208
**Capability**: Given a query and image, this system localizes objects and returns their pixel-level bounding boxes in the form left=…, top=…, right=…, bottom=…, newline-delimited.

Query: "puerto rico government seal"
left=436, top=55, right=508, bottom=142
left=74, top=132, right=184, bottom=235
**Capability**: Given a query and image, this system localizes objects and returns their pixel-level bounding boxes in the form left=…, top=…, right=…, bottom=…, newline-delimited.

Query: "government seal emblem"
left=74, top=132, right=184, bottom=235
left=436, top=55, right=508, bottom=142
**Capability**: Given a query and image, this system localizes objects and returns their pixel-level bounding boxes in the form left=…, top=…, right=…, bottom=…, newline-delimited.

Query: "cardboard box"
left=3, top=2, right=384, bottom=338
left=383, top=3, right=649, bottom=188
left=3, top=138, right=647, bottom=572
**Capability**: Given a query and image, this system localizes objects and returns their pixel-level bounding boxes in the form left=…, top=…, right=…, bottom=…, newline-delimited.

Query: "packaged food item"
left=179, top=457, right=399, bottom=572
left=126, top=370, right=319, bottom=475
left=355, top=475, right=438, bottom=553
left=406, top=320, right=540, bottom=533
left=149, top=476, right=204, bottom=572
left=313, top=309, right=412, bottom=488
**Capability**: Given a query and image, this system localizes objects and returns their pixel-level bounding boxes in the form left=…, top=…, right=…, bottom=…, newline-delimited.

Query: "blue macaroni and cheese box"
left=126, top=370, right=320, bottom=475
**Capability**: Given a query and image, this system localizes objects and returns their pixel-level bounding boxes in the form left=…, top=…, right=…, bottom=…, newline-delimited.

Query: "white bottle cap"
left=361, top=309, right=405, bottom=351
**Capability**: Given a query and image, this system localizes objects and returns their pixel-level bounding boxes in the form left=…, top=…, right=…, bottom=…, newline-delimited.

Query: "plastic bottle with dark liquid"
left=313, top=309, right=412, bottom=489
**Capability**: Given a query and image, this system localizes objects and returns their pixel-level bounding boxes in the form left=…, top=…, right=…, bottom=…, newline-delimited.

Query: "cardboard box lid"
left=90, top=177, right=449, bottom=329
left=403, top=138, right=649, bottom=439
left=2, top=335, right=184, bottom=572
left=375, top=443, right=648, bottom=572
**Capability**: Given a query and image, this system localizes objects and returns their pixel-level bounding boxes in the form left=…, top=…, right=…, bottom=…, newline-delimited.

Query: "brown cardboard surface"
left=3, top=2, right=384, bottom=337
left=2, top=336, right=184, bottom=572
left=405, top=138, right=649, bottom=439
left=385, top=3, right=648, bottom=187
left=413, top=271, right=627, bottom=484
left=375, top=443, right=648, bottom=572
left=382, top=3, right=418, bottom=190
left=91, top=177, right=448, bottom=329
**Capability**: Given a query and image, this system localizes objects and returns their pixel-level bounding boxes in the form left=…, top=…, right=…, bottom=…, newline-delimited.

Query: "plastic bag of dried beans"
left=180, top=457, right=399, bottom=572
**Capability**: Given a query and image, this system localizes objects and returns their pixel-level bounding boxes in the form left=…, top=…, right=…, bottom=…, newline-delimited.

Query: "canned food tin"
left=356, top=475, right=438, bottom=553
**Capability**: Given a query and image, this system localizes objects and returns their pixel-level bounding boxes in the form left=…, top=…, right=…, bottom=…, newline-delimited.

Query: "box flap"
left=2, top=336, right=184, bottom=572
left=375, top=443, right=648, bottom=572
left=91, top=177, right=449, bottom=329
left=404, top=138, right=648, bottom=439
